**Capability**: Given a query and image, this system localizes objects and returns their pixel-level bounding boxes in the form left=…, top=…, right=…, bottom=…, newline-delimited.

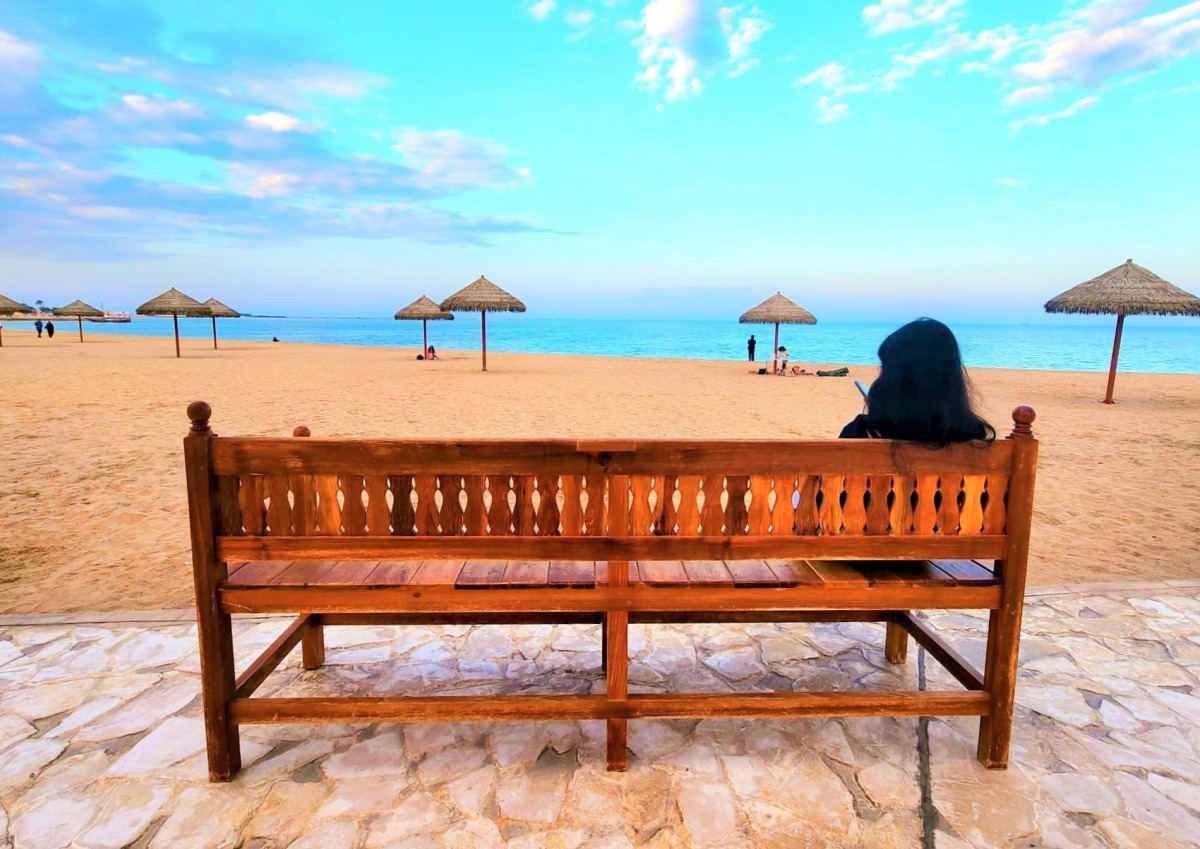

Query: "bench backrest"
left=185, top=403, right=1038, bottom=568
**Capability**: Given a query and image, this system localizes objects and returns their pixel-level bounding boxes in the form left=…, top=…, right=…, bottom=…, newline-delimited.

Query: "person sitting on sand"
left=426, top=345, right=439, bottom=360
left=775, top=346, right=788, bottom=374
left=840, top=318, right=994, bottom=443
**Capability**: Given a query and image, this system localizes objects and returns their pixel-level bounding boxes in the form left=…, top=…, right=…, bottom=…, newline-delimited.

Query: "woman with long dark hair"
left=841, top=318, right=995, bottom=444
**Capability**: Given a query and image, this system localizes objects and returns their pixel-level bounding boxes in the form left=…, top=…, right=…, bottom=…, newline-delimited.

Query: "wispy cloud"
left=1003, top=84, right=1055, bottom=107
left=795, top=61, right=867, bottom=122
left=0, top=7, right=541, bottom=257
left=633, top=0, right=771, bottom=102
left=799, top=0, right=1200, bottom=126
left=529, top=0, right=558, bottom=21
left=244, top=111, right=312, bottom=133
left=862, top=0, right=964, bottom=36
left=1008, top=95, right=1100, bottom=132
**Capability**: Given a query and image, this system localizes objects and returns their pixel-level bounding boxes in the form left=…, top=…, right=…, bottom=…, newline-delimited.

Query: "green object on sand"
left=817, top=367, right=850, bottom=377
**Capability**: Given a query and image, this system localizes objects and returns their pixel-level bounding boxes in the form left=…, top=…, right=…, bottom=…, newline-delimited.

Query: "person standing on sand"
left=45, top=320, right=55, bottom=339
left=747, top=334, right=756, bottom=362
left=35, top=319, right=43, bottom=338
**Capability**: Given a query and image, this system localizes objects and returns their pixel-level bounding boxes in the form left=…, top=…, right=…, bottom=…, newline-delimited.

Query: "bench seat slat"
left=503, top=561, right=551, bottom=587
left=226, top=561, right=294, bottom=585
left=320, top=560, right=380, bottom=585
left=410, top=561, right=465, bottom=584
left=457, top=561, right=509, bottom=588
left=765, top=560, right=824, bottom=587
left=855, top=561, right=958, bottom=587
left=369, top=561, right=420, bottom=584
left=930, top=559, right=997, bottom=584
left=682, top=560, right=734, bottom=586
left=636, top=560, right=691, bottom=586
left=548, top=560, right=597, bottom=587
left=725, top=560, right=783, bottom=586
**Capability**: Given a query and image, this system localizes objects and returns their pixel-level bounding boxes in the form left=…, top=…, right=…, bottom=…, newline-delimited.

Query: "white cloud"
left=95, top=56, right=145, bottom=74
left=634, top=0, right=771, bottom=102
left=121, top=94, right=199, bottom=118
left=862, top=0, right=964, bottom=35
left=1003, top=83, right=1055, bottom=106
left=393, top=128, right=530, bottom=191
left=529, top=0, right=558, bottom=21
left=565, top=9, right=595, bottom=26
left=0, top=29, right=39, bottom=72
left=68, top=206, right=135, bottom=219
left=1008, top=95, right=1099, bottom=132
left=1012, top=0, right=1200, bottom=86
left=796, top=61, right=868, bottom=122
left=245, top=111, right=312, bottom=132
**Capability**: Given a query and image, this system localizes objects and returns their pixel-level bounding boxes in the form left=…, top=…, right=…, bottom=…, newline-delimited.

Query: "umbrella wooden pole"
left=212, top=316, right=218, bottom=350
left=423, top=319, right=428, bottom=360
left=77, top=316, right=84, bottom=342
left=1, top=326, right=4, bottom=347
left=773, top=323, right=780, bottom=374
left=1103, top=313, right=1124, bottom=404
left=173, top=313, right=181, bottom=358
left=481, top=311, right=488, bottom=372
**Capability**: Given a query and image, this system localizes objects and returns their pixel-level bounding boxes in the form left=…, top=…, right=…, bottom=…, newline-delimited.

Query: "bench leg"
left=196, top=606, right=242, bottom=781
left=605, top=610, right=628, bottom=771
left=885, top=617, right=909, bottom=664
left=302, top=614, right=326, bottom=669
left=977, top=605, right=1020, bottom=769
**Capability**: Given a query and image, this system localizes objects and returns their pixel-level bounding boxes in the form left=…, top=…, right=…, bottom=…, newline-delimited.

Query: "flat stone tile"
left=0, top=586, right=1196, bottom=847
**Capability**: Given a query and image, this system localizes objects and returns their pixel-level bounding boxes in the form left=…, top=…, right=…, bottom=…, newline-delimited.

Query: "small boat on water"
left=88, top=311, right=132, bottom=323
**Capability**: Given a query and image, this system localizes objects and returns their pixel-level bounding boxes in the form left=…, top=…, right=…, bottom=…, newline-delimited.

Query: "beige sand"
left=1, top=331, right=1197, bottom=613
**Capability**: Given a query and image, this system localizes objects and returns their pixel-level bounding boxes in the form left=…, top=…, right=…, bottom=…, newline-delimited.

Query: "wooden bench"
left=185, top=401, right=1038, bottom=781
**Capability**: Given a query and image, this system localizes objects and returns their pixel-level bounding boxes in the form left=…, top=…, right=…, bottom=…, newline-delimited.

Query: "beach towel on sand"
left=817, top=367, right=850, bottom=377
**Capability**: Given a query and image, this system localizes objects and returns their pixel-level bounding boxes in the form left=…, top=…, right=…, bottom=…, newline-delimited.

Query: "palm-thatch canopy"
left=739, top=292, right=818, bottom=326
left=54, top=299, right=104, bottom=342
left=440, top=276, right=526, bottom=313
left=201, top=298, right=240, bottom=350
left=0, top=293, right=30, bottom=315
left=202, top=298, right=241, bottom=319
left=1045, top=259, right=1200, bottom=404
left=53, top=299, right=103, bottom=318
left=0, top=293, right=30, bottom=348
left=137, top=288, right=211, bottom=317
left=739, top=292, right=817, bottom=372
left=136, top=288, right=209, bottom=357
left=440, top=276, right=525, bottom=371
left=395, top=295, right=454, bottom=321
left=1045, top=259, right=1200, bottom=317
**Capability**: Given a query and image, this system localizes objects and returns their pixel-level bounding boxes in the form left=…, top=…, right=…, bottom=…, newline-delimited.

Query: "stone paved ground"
left=1, top=582, right=1198, bottom=849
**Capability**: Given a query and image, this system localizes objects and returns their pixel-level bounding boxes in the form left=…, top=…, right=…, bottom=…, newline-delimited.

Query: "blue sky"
left=1, top=0, right=1198, bottom=321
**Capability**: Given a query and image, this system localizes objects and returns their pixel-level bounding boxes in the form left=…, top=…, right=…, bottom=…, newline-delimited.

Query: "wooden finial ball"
left=187, top=401, right=212, bottom=432
left=1012, top=406, right=1036, bottom=426
left=293, top=426, right=311, bottom=437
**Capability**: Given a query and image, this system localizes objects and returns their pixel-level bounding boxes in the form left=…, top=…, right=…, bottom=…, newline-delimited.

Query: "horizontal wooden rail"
left=229, top=690, right=989, bottom=724
left=317, top=610, right=891, bottom=627
left=232, top=695, right=609, bottom=723
left=221, top=584, right=1002, bottom=614
left=210, top=437, right=1012, bottom=477
left=234, top=614, right=310, bottom=700
left=218, top=535, right=1007, bottom=563
left=898, top=612, right=986, bottom=691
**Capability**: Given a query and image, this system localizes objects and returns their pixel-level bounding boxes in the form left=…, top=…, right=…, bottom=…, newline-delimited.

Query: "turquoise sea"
left=15, top=316, right=1200, bottom=374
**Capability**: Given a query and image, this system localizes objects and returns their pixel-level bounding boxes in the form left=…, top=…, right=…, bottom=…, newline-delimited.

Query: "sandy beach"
left=1, top=330, right=1197, bottom=614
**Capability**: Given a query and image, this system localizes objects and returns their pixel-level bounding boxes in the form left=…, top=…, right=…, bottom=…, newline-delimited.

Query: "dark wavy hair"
left=865, top=318, right=995, bottom=445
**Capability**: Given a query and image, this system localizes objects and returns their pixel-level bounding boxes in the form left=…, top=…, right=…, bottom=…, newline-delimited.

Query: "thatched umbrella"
left=202, top=298, right=240, bottom=350
left=0, top=293, right=31, bottom=348
left=136, top=288, right=211, bottom=358
left=395, top=295, right=453, bottom=360
left=440, top=276, right=526, bottom=371
left=1045, top=258, right=1200, bottom=403
left=739, top=292, right=817, bottom=372
left=53, top=299, right=104, bottom=342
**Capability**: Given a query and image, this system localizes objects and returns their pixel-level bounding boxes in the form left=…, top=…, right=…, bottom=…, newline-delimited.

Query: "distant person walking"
left=747, top=334, right=756, bottom=362
left=34, top=319, right=43, bottom=338
left=45, top=320, right=55, bottom=339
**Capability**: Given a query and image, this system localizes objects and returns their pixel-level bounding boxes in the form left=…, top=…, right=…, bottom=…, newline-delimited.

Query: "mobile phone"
left=854, top=381, right=869, bottom=398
